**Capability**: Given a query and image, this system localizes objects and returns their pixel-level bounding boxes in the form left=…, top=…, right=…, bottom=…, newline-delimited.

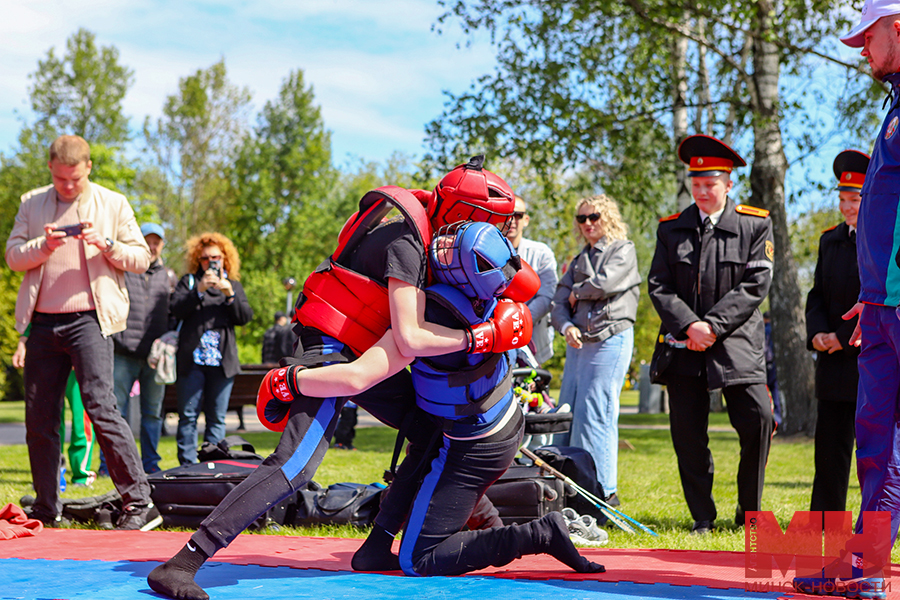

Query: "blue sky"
left=0, top=0, right=496, bottom=166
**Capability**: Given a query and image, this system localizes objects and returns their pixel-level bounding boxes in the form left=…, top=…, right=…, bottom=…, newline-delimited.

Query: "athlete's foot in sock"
left=147, top=543, right=210, bottom=600
left=535, top=512, right=606, bottom=574
left=351, top=525, right=401, bottom=571
left=147, top=562, right=208, bottom=600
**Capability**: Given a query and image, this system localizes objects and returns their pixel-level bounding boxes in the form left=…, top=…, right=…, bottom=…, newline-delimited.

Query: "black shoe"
left=735, top=507, right=745, bottom=527
left=116, top=502, right=163, bottom=531
left=35, top=513, right=70, bottom=528
left=691, top=520, right=716, bottom=535
left=333, top=442, right=356, bottom=451
left=605, top=493, right=620, bottom=507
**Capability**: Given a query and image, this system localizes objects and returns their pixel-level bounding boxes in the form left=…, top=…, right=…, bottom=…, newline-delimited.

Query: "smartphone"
left=208, top=259, right=222, bottom=277
left=52, top=223, right=85, bottom=237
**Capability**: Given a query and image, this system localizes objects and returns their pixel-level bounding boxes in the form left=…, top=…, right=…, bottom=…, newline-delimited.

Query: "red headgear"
left=428, top=155, right=515, bottom=229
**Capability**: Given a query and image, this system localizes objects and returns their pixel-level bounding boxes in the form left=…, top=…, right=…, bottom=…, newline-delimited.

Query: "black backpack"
left=533, top=445, right=608, bottom=524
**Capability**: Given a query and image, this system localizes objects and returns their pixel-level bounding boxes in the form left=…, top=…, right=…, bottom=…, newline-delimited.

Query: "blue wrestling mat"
left=2, top=558, right=790, bottom=600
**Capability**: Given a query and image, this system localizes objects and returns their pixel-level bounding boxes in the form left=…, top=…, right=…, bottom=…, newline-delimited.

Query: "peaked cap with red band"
left=832, top=149, right=870, bottom=192
left=678, top=134, right=747, bottom=177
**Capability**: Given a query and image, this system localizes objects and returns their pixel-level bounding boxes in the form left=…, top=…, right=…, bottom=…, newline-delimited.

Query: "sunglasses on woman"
left=576, top=213, right=601, bottom=224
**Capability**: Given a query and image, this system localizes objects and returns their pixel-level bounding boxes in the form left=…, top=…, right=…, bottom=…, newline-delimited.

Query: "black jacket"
left=171, top=270, right=254, bottom=379
left=262, top=324, right=296, bottom=364
left=805, top=222, right=860, bottom=403
left=112, top=259, right=171, bottom=359
left=647, top=199, right=774, bottom=388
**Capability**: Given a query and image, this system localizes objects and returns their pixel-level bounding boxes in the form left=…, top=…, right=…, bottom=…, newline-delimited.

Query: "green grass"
left=2, top=409, right=895, bottom=562
left=0, top=400, right=25, bottom=424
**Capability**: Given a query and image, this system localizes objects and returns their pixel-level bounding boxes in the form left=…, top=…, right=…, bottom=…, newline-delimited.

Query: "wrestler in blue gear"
left=395, top=222, right=604, bottom=576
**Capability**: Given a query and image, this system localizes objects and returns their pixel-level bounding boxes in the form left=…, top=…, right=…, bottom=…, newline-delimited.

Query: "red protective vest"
left=294, top=186, right=432, bottom=356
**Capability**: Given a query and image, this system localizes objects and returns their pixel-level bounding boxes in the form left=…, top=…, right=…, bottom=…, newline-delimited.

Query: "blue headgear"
left=429, top=221, right=521, bottom=300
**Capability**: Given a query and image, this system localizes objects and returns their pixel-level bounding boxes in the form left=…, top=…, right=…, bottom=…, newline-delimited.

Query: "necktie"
left=850, top=230, right=857, bottom=243
left=703, top=216, right=713, bottom=233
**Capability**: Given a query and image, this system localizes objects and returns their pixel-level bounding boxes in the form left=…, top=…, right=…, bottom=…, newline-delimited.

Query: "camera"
left=208, top=259, right=222, bottom=277
left=52, top=223, right=85, bottom=237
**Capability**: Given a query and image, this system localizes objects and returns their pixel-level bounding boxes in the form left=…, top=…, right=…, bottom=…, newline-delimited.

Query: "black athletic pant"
left=666, top=372, right=773, bottom=523
left=810, top=399, right=857, bottom=512
left=399, top=406, right=529, bottom=576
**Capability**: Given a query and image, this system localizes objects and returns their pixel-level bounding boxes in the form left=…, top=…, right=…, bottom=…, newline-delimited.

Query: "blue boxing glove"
left=256, top=365, right=305, bottom=432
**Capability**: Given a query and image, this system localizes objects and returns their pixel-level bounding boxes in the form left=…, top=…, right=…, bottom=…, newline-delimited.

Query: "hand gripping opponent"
left=466, top=299, right=533, bottom=354
left=256, top=365, right=305, bottom=432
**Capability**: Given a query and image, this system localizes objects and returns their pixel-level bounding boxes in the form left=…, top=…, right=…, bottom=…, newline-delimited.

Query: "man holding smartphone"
left=5, top=135, right=159, bottom=530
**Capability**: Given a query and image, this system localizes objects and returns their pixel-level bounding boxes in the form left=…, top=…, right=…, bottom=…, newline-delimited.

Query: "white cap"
left=841, top=0, right=900, bottom=47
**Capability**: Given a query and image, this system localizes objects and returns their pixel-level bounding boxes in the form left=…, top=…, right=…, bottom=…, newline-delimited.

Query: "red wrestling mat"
left=0, top=529, right=767, bottom=590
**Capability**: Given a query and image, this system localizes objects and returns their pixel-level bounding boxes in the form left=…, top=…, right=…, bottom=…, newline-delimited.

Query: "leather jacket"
left=551, top=238, right=640, bottom=343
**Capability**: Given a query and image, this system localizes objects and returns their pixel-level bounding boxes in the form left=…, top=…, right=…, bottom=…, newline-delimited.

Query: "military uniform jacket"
left=805, top=222, right=860, bottom=403
left=647, top=198, right=774, bottom=388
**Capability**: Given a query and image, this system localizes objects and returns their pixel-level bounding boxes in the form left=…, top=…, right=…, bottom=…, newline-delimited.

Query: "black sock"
left=532, top=513, right=605, bottom=574
left=147, top=542, right=211, bottom=600
left=351, top=525, right=401, bottom=571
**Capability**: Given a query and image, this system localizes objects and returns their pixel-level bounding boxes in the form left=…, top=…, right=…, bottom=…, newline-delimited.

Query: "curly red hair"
left=185, top=232, right=241, bottom=281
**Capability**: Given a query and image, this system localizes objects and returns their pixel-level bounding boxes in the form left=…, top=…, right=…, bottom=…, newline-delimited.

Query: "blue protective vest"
left=859, top=72, right=900, bottom=307
left=410, top=284, right=513, bottom=425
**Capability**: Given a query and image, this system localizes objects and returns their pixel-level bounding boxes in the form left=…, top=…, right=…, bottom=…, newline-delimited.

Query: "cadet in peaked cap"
left=648, top=133, right=774, bottom=535
left=832, top=149, right=870, bottom=192
left=804, top=149, right=867, bottom=517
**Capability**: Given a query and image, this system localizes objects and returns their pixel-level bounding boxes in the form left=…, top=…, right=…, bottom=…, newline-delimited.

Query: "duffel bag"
left=483, top=464, right=565, bottom=526
left=289, top=482, right=384, bottom=528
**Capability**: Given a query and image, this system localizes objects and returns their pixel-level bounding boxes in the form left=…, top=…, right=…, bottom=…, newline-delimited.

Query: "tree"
left=142, top=59, right=252, bottom=262
left=429, top=0, right=875, bottom=435
left=28, top=28, right=133, bottom=148
left=225, top=70, right=341, bottom=356
left=227, top=70, right=337, bottom=279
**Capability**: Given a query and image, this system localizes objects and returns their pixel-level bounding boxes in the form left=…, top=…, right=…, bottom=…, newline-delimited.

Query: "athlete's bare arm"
left=296, top=330, right=413, bottom=397
left=389, top=278, right=468, bottom=358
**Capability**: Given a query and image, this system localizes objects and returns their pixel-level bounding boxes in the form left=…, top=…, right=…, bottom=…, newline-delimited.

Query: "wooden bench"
left=161, top=363, right=276, bottom=416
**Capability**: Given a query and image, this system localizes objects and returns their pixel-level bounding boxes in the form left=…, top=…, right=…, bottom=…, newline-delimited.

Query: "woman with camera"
left=551, top=195, right=640, bottom=507
left=172, top=232, right=253, bottom=465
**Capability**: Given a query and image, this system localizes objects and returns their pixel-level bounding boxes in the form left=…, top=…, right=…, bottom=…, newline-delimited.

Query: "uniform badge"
left=765, top=240, right=774, bottom=261
left=886, top=116, right=899, bottom=140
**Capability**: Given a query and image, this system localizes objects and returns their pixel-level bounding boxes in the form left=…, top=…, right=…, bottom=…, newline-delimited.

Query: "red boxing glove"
left=466, top=299, right=533, bottom=354
left=502, top=259, right=540, bottom=302
left=256, top=366, right=304, bottom=432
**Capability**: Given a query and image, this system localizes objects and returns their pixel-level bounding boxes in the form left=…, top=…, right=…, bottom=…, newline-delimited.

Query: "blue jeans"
left=113, top=354, right=165, bottom=473
left=176, top=364, right=234, bottom=465
left=25, top=311, right=150, bottom=520
left=556, top=327, right=633, bottom=495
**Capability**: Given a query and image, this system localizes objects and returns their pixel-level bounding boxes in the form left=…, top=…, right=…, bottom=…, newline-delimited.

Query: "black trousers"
left=399, top=406, right=527, bottom=576
left=666, top=372, right=773, bottom=523
left=25, top=312, right=151, bottom=520
left=810, top=399, right=857, bottom=512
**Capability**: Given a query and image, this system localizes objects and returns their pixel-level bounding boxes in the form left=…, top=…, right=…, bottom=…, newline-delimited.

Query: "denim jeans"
left=113, top=354, right=165, bottom=473
left=176, top=364, right=234, bottom=465
left=555, top=327, right=633, bottom=495
left=24, top=311, right=151, bottom=520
